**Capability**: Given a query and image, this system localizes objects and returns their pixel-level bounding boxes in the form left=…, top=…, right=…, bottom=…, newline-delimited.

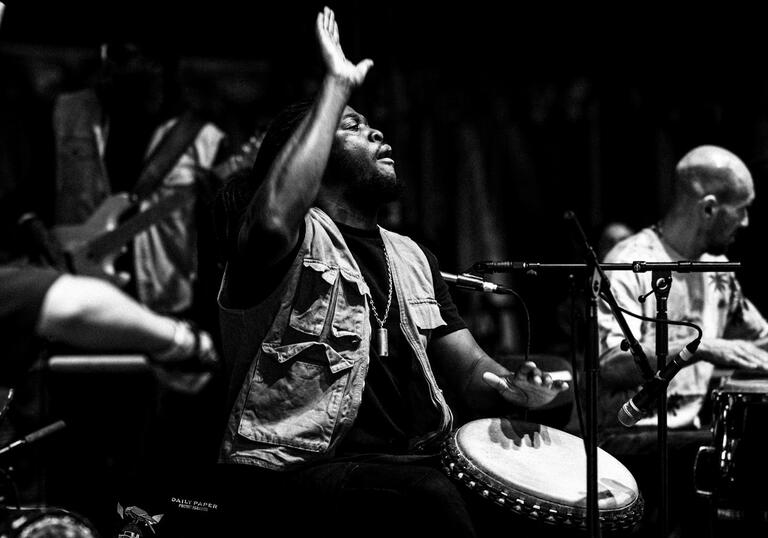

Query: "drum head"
left=717, top=376, right=768, bottom=395
left=443, top=418, right=643, bottom=530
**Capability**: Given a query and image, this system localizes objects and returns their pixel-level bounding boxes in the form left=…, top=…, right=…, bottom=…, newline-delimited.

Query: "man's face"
left=325, top=107, right=401, bottom=202
left=705, top=190, right=753, bottom=255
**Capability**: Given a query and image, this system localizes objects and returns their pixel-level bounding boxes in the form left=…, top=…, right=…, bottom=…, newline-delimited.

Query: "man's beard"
left=349, top=170, right=403, bottom=203
left=326, top=153, right=403, bottom=206
left=704, top=229, right=736, bottom=256
left=705, top=243, right=729, bottom=256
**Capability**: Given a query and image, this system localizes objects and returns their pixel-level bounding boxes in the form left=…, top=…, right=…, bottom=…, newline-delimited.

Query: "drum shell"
left=709, top=381, right=768, bottom=502
left=441, top=418, right=643, bottom=533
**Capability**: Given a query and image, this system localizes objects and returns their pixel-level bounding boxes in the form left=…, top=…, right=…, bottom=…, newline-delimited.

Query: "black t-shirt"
left=332, top=221, right=465, bottom=455
left=235, top=220, right=466, bottom=455
left=0, top=264, right=61, bottom=382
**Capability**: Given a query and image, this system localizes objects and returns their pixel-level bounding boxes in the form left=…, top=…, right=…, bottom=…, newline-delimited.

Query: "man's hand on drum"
left=700, top=338, right=768, bottom=372
left=482, top=361, right=569, bottom=408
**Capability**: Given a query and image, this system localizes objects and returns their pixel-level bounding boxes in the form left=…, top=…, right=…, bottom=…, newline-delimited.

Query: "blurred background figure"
left=0, top=233, right=219, bottom=534
left=45, top=38, right=234, bottom=531
left=597, top=221, right=634, bottom=260
left=51, top=39, right=226, bottom=332
left=598, top=145, right=768, bottom=537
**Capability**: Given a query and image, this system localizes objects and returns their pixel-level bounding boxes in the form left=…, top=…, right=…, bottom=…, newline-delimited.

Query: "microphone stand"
left=583, top=260, right=602, bottom=538
left=651, top=270, right=672, bottom=537
left=471, top=216, right=740, bottom=538
left=469, top=258, right=606, bottom=537
left=472, top=261, right=737, bottom=538
left=562, top=211, right=622, bottom=538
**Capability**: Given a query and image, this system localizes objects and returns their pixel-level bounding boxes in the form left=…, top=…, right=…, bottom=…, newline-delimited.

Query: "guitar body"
left=52, top=193, right=134, bottom=287
left=47, top=132, right=262, bottom=287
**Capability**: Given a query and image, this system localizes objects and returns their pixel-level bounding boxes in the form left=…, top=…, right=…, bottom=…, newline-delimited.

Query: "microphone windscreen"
left=617, top=400, right=643, bottom=427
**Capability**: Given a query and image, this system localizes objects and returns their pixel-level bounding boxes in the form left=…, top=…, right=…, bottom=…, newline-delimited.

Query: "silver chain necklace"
left=365, top=241, right=393, bottom=357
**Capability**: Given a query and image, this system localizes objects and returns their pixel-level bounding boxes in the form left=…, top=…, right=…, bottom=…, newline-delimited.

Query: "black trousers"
left=158, top=455, right=633, bottom=538
left=215, top=456, right=478, bottom=538
left=185, top=456, right=590, bottom=538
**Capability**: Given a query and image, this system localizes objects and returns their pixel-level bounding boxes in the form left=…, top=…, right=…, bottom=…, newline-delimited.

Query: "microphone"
left=471, top=261, right=529, bottom=273
left=618, top=339, right=701, bottom=427
left=0, top=420, right=67, bottom=458
left=441, top=271, right=512, bottom=294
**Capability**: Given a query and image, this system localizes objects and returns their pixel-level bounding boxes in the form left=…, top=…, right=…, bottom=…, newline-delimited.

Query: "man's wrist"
left=152, top=320, right=196, bottom=363
left=323, top=73, right=355, bottom=95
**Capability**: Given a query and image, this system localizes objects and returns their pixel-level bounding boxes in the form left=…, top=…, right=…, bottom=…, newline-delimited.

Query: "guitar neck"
left=87, top=191, right=192, bottom=259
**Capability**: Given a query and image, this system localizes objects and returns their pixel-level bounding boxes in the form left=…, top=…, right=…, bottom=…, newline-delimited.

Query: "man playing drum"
left=211, top=7, right=570, bottom=537
left=597, top=145, right=768, bottom=536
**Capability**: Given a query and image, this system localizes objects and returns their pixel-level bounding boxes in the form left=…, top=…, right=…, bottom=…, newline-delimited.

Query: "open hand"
left=482, top=361, right=570, bottom=408
left=316, top=6, right=373, bottom=88
left=702, top=338, right=768, bottom=372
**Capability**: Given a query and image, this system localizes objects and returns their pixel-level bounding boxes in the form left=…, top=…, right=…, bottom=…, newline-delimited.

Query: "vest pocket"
left=236, top=341, right=352, bottom=453
left=407, top=298, right=446, bottom=348
left=409, top=298, right=444, bottom=327
left=286, top=260, right=366, bottom=365
left=287, top=259, right=339, bottom=338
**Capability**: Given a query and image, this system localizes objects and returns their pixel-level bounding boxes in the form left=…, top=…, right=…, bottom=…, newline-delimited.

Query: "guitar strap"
left=130, top=110, right=207, bottom=202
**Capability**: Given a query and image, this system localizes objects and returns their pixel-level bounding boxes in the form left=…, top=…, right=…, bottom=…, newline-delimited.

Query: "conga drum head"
left=442, top=418, right=643, bottom=532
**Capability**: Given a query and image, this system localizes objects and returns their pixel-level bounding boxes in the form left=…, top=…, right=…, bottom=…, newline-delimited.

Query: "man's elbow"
left=237, top=213, right=295, bottom=261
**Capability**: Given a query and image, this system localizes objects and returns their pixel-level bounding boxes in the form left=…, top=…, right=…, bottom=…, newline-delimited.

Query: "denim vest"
left=218, top=207, right=453, bottom=469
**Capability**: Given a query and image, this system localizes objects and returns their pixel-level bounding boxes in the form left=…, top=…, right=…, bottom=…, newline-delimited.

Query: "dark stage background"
left=2, top=0, right=768, bottom=532
left=3, top=2, right=768, bottom=353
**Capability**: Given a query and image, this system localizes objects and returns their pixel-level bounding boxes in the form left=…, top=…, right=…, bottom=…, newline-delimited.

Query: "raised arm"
left=238, top=7, right=373, bottom=266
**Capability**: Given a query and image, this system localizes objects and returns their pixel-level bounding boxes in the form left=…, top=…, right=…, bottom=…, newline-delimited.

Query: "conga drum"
left=441, top=418, right=643, bottom=533
left=695, top=375, right=768, bottom=528
left=0, top=506, right=99, bottom=538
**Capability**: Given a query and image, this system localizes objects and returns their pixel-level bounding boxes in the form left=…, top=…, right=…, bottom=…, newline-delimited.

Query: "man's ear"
left=701, top=194, right=718, bottom=217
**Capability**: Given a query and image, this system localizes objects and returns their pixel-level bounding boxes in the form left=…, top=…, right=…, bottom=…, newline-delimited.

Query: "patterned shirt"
left=597, top=227, right=768, bottom=429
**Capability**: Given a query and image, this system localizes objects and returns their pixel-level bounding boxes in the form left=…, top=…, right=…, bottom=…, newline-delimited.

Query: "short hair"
left=213, top=99, right=314, bottom=260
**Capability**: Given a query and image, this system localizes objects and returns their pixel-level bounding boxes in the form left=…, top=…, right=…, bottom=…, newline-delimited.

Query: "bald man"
left=596, top=145, right=768, bottom=535
left=598, top=145, right=768, bottom=429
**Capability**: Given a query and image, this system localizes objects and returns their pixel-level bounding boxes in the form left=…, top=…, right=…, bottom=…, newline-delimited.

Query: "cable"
left=602, top=292, right=704, bottom=341
left=503, top=286, right=531, bottom=364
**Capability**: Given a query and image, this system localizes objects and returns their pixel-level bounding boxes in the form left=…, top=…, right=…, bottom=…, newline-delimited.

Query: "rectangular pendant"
left=376, top=327, right=389, bottom=357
